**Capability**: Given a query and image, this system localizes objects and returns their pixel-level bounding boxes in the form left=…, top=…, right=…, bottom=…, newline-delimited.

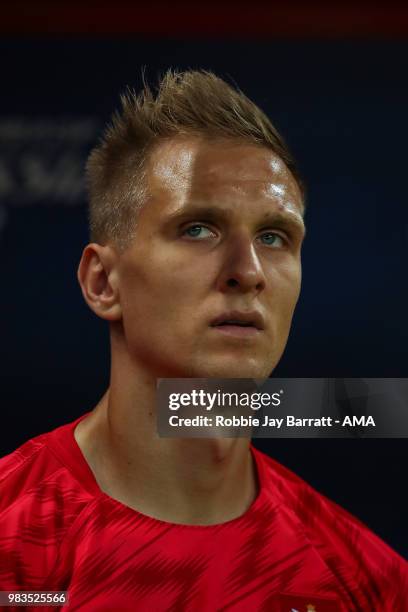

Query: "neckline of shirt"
left=46, top=411, right=270, bottom=530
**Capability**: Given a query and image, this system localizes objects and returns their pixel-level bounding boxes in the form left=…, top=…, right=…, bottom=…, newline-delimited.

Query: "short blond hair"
left=86, top=69, right=304, bottom=247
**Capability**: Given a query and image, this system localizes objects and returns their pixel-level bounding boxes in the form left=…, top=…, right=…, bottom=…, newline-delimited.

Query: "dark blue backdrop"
left=1, top=39, right=407, bottom=557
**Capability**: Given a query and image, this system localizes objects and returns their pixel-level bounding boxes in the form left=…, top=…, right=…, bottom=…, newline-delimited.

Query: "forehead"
left=144, top=137, right=304, bottom=218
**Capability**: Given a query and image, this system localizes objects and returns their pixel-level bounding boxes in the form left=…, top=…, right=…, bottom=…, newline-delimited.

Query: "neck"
left=75, top=334, right=258, bottom=525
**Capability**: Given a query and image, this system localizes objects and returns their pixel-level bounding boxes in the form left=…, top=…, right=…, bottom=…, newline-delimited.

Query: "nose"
left=215, top=234, right=266, bottom=295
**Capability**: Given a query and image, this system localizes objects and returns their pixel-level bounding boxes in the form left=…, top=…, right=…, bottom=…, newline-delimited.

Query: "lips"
left=210, top=310, right=264, bottom=331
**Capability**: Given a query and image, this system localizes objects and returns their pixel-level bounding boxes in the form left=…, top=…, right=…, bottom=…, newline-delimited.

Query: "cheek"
left=267, top=262, right=301, bottom=322
left=119, top=261, right=205, bottom=338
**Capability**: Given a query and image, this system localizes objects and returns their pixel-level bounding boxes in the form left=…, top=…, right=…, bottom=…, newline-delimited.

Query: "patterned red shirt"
left=0, top=414, right=406, bottom=611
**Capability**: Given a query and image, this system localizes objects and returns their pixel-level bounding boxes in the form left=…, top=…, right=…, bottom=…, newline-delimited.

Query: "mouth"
left=210, top=311, right=264, bottom=338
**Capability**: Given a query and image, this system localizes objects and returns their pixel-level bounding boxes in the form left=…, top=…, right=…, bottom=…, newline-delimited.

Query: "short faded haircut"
left=86, top=69, right=304, bottom=248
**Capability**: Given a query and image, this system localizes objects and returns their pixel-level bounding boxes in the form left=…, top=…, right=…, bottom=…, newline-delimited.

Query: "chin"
left=188, top=359, right=275, bottom=380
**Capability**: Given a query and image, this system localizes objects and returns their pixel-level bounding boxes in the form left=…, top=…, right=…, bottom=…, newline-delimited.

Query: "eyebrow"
left=165, top=205, right=306, bottom=236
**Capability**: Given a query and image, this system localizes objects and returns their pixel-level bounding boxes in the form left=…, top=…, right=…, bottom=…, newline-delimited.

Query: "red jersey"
left=0, top=414, right=406, bottom=611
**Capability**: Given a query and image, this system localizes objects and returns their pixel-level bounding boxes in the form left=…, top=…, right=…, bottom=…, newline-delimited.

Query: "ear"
left=77, top=243, right=122, bottom=321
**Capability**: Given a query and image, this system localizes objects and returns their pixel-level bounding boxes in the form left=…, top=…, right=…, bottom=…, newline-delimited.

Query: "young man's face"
left=115, top=137, right=305, bottom=379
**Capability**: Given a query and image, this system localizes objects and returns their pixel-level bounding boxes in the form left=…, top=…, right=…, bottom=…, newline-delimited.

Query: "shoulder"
left=0, top=423, right=94, bottom=589
left=253, top=447, right=408, bottom=609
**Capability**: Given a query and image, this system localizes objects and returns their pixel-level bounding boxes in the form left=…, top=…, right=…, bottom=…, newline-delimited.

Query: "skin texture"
left=76, top=137, right=305, bottom=525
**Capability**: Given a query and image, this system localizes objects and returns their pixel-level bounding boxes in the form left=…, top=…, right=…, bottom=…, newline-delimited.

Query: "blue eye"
left=183, top=225, right=213, bottom=239
left=259, top=232, right=284, bottom=247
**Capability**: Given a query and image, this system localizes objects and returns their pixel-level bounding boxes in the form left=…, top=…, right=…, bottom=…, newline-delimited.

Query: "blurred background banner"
left=1, top=1, right=407, bottom=556
left=0, top=117, right=98, bottom=209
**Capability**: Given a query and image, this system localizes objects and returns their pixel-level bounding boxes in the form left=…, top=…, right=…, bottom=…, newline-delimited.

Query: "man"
left=0, top=70, right=406, bottom=611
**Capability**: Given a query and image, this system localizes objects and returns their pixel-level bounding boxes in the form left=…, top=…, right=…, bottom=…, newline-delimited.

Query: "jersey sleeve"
left=0, top=437, right=92, bottom=590
left=265, top=453, right=408, bottom=611
left=304, top=487, right=408, bottom=610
